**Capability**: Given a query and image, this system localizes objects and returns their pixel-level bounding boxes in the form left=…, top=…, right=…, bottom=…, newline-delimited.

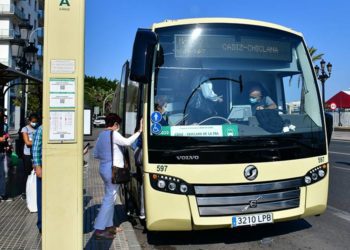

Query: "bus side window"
left=125, top=80, right=140, bottom=136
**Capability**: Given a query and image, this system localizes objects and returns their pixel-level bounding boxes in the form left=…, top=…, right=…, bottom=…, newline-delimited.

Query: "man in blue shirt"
left=32, top=125, right=42, bottom=233
left=249, top=86, right=277, bottom=115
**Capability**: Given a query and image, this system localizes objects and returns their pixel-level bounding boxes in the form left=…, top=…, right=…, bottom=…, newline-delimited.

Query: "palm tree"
left=308, top=46, right=324, bottom=63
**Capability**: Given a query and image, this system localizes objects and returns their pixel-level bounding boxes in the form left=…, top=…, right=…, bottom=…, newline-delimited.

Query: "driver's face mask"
left=249, top=97, right=258, bottom=104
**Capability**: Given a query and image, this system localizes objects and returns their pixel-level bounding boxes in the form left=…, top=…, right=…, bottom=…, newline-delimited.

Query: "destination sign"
left=175, top=35, right=291, bottom=61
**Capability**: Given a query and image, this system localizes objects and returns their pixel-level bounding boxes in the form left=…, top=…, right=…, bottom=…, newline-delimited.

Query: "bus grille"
left=194, top=178, right=303, bottom=216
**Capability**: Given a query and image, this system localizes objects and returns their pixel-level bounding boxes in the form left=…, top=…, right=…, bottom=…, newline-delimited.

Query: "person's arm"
left=113, top=131, right=141, bottom=146
left=0, top=135, right=7, bottom=142
left=32, top=127, right=43, bottom=177
left=265, top=96, right=277, bottom=109
left=22, top=128, right=33, bottom=147
left=114, top=119, right=143, bottom=146
left=201, top=82, right=221, bottom=101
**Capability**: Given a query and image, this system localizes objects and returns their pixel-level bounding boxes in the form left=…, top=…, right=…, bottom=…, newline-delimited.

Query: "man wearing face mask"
left=249, top=86, right=277, bottom=115
left=21, top=113, right=39, bottom=200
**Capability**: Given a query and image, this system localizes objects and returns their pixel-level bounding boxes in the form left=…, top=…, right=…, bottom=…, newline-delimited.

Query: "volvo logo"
left=244, top=165, right=258, bottom=181
left=176, top=155, right=199, bottom=161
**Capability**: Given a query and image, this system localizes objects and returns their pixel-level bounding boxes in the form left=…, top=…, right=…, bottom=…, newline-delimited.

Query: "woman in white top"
left=21, top=113, right=39, bottom=200
left=93, top=113, right=142, bottom=239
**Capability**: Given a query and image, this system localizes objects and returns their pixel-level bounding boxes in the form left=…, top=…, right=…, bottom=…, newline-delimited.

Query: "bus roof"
left=152, top=18, right=303, bottom=37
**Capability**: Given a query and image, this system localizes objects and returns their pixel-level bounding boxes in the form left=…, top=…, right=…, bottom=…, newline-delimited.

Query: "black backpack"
left=255, top=109, right=284, bottom=133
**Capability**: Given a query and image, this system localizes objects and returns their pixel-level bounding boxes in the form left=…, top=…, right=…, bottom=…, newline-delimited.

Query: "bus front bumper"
left=145, top=174, right=328, bottom=231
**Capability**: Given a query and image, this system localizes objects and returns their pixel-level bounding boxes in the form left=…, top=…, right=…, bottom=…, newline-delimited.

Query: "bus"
left=113, top=18, right=333, bottom=231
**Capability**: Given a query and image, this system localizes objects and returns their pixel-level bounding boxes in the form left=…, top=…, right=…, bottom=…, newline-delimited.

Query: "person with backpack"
left=20, top=113, right=39, bottom=200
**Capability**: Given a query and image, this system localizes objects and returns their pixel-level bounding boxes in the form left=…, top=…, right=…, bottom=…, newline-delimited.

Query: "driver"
left=249, top=86, right=277, bottom=115
left=187, top=76, right=223, bottom=124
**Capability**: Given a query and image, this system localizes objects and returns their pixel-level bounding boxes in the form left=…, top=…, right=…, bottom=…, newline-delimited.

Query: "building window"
left=34, top=20, right=37, bottom=29
left=28, top=14, right=31, bottom=25
left=35, top=0, right=37, bottom=11
left=29, top=0, right=31, bottom=6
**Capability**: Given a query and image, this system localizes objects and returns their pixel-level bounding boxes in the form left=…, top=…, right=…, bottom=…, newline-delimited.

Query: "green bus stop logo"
left=59, top=0, right=70, bottom=6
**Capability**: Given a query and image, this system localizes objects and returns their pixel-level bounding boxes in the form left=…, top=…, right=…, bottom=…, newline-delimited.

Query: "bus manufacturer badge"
left=244, top=165, right=258, bottom=181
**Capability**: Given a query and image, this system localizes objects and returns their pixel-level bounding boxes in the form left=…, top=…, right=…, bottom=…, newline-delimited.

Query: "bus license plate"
left=232, top=213, right=273, bottom=227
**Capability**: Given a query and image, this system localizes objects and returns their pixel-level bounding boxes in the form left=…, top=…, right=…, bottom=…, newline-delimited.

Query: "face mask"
left=249, top=97, right=258, bottom=104
left=30, top=122, right=37, bottom=128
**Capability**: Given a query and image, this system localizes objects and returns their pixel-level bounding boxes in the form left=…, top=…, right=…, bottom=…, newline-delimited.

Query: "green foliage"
left=84, top=75, right=119, bottom=112
left=308, top=46, right=324, bottom=63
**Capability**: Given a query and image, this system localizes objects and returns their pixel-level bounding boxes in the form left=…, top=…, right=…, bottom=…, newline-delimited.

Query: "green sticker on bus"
left=157, top=124, right=238, bottom=137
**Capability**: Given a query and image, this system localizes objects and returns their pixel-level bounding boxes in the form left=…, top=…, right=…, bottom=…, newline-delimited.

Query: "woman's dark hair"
left=29, top=113, right=39, bottom=121
left=105, top=113, right=122, bottom=127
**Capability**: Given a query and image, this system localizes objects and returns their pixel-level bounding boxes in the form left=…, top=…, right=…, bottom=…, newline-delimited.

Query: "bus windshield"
left=149, top=23, right=326, bottom=163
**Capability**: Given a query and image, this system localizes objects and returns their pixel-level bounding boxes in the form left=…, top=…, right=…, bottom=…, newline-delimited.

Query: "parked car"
left=93, top=116, right=106, bottom=128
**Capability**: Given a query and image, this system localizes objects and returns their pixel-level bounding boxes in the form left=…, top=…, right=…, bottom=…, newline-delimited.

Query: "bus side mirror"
left=130, top=29, right=158, bottom=84
left=324, top=112, right=333, bottom=145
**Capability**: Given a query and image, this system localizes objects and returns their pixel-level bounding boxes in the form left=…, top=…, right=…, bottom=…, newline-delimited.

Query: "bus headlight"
left=168, top=182, right=176, bottom=191
left=180, top=184, right=188, bottom=193
left=157, top=180, right=166, bottom=189
left=150, top=174, right=194, bottom=195
left=304, top=164, right=327, bottom=185
left=304, top=176, right=312, bottom=184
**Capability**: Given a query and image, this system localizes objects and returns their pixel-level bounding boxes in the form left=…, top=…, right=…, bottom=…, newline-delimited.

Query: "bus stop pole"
left=42, top=1, right=85, bottom=249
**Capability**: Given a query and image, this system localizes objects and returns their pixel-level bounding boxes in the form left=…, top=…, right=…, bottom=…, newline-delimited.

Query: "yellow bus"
left=113, top=18, right=333, bottom=231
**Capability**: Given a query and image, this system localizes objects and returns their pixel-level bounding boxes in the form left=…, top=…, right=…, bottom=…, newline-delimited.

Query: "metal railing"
left=0, top=4, right=26, bottom=20
left=0, top=29, right=19, bottom=39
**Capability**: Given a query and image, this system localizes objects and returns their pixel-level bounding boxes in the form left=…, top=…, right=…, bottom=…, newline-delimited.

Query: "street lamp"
left=10, top=22, right=38, bottom=127
left=314, top=59, right=332, bottom=106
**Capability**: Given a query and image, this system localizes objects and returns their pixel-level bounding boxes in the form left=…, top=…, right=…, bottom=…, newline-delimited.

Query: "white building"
left=287, top=101, right=301, bottom=114
left=0, top=0, right=44, bottom=129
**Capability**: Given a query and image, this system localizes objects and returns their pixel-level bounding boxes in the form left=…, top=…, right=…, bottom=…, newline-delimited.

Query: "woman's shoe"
left=95, top=230, right=115, bottom=240
left=106, top=226, right=123, bottom=235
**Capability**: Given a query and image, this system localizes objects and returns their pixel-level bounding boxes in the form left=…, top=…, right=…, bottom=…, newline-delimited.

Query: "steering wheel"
left=198, top=116, right=231, bottom=125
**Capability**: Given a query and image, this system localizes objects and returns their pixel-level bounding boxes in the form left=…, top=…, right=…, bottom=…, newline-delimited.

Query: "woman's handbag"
left=110, top=131, right=131, bottom=184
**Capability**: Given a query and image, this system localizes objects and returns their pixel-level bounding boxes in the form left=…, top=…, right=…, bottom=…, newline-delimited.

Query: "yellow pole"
left=42, top=0, right=85, bottom=249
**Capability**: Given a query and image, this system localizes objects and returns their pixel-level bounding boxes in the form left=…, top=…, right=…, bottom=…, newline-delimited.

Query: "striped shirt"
left=32, top=125, right=42, bottom=167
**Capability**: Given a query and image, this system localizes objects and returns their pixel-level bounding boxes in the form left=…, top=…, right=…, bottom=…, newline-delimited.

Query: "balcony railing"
left=0, top=4, right=26, bottom=20
left=0, top=29, right=19, bottom=39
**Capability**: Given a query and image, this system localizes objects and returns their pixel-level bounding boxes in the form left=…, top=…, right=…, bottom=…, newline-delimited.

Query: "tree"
left=308, top=46, right=324, bottom=63
left=84, top=75, right=118, bottom=114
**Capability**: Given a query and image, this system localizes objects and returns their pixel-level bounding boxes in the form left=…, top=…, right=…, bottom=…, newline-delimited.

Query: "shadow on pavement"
left=84, top=204, right=129, bottom=250
left=146, top=219, right=312, bottom=246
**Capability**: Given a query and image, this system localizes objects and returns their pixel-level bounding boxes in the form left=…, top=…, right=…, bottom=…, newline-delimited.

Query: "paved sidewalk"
left=83, top=142, right=142, bottom=250
left=0, top=138, right=141, bottom=250
left=0, top=198, right=41, bottom=249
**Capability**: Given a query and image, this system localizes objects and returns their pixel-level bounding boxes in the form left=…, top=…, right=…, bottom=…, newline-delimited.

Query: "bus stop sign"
left=330, top=103, right=337, bottom=110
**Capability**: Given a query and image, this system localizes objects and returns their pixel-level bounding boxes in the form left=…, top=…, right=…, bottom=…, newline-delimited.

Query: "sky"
left=85, top=0, right=350, bottom=99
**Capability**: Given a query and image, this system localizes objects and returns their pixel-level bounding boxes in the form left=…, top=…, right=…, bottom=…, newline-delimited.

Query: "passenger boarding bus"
left=113, top=18, right=333, bottom=231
